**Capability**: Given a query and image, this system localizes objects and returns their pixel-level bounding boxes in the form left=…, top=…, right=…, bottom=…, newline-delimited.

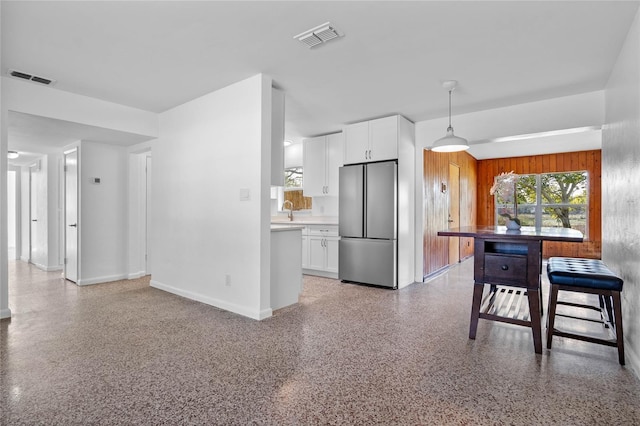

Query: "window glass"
left=494, top=171, right=588, bottom=236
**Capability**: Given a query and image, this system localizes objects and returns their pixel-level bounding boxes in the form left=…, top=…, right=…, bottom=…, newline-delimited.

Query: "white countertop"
left=271, top=224, right=305, bottom=232
left=271, top=216, right=338, bottom=226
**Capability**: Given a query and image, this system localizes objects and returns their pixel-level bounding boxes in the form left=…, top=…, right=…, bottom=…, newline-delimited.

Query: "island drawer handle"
left=501, top=265, right=509, bottom=271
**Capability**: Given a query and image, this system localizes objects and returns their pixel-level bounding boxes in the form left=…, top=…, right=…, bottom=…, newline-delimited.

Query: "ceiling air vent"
left=8, top=69, right=56, bottom=86
left=294, top=22, right=342, bottom=48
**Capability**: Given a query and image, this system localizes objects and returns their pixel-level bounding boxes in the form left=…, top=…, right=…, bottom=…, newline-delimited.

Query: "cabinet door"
left=344, top=121, right=369, bottom=164
left=308, top=236, right=326, bottom=270
left=369, top=116, right=398, bottom=162
left=325, top=237, right=339, bottom=273
left=326, top=132, right=344, bottom=196
left=303, top=136, right=327, bottom=197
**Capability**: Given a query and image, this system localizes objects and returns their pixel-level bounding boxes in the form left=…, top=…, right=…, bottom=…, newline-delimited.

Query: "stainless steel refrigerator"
left=339, top=161, right=397, bottom=288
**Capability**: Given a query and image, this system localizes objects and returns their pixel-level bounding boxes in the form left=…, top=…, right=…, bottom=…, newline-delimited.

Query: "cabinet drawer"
left=308, top=225, right=338, bottom=237
left=484, top=254, right=528, bottom=285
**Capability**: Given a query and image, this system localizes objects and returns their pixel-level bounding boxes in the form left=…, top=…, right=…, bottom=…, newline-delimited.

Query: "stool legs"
left=546, top=284, right=625, bottom=365
left=612, top=291, right=625, bottom=365
left=546, top=284, right=559, bottom=349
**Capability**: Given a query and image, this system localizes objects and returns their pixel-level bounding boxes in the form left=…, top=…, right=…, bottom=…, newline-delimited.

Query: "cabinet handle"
left=501, top=265, right=509, bottom=271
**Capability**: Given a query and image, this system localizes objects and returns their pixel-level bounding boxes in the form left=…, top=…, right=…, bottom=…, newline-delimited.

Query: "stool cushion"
left=547, top=257, right=623, bottom=291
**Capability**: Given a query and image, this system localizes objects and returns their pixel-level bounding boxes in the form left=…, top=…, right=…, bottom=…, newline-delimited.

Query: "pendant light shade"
left=431, top=80, right=469, bottom=153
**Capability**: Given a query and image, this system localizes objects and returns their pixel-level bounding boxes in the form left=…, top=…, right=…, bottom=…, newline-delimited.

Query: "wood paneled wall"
left=423, top=150, right=477, bottom=278
left=477, top=150, right=601, bottom=259
left=284, top=190, right=312, bottom=211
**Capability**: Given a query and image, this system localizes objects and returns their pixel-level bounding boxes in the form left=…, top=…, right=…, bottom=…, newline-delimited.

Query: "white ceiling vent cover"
left=8, top=69, right=56, bottom=86
left=294, top=22, right=342, bottom=48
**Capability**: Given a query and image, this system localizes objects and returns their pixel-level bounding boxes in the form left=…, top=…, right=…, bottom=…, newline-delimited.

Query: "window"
left=494, top=171, right=589, bottom=236
left=283, top=167, right=312, bottom=210
left=284, top=167, right=303, bottom=189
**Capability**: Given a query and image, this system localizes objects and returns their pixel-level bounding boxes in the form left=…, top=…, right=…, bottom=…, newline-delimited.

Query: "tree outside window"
left=495, top=171, right=588, bottom=235
left=284, top=167, right=303, bottom=189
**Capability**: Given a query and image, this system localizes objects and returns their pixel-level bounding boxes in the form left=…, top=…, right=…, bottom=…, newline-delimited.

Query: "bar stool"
left=546, top=257, right=625, bottom=365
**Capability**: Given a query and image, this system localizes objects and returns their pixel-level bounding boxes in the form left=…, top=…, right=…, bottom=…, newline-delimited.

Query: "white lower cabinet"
left=273, top=223, right=339, bottom=278
left=304, top=225, right=339, bottom=278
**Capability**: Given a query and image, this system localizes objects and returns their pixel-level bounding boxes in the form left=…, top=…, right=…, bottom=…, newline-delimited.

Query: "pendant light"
left=7, top=151, right=19, bottom=160
left=431, top=80, right=469, bottom=152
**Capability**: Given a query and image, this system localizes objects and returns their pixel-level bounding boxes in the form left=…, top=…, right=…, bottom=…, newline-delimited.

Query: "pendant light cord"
left=448, top=90, right=453, bottom=130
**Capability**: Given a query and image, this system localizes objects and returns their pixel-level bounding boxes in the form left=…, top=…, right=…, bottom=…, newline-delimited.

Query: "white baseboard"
left=31, top=262, right=63, bottom=272
left=150, top=279, right=271, bottom=320
left=0, top=308, right=11, bottom=320
left=77, top=274, right=128, bottom=286
left=303, top=269, right=338, bottom=279
left=624, top=338, right=640, bottom=381
left=127, top=271, right=147, bottom=280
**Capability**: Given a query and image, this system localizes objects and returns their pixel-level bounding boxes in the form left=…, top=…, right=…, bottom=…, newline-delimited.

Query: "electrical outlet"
left=225, top=274, right=231, bottom=286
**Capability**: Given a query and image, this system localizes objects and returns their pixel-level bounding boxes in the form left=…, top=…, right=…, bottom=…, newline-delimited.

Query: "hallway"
left=2, top=259, right=639, bottom=424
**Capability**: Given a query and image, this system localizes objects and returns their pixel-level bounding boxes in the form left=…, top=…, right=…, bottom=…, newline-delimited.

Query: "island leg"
left=469, top=282, right=484, bottom=339
left=527, top=287, right=543, bottom=354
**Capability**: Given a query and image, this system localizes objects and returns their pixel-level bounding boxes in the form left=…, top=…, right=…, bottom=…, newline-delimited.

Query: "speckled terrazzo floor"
left=2, top=259, right=639, bottom=425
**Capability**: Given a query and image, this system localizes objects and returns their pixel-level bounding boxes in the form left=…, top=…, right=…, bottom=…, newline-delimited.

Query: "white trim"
left=624, top=337, right=640, bottom=380
left=30, top=262, right=62, bottom=272
left=150, top=279, right=272, bottom=320
left=127, top=271, right=146, bottom=280
left=0, top=308, right=11, bottom=320
left=302, top=269, right=338, bottom=279
left=76, top=274, right=128, bottom=286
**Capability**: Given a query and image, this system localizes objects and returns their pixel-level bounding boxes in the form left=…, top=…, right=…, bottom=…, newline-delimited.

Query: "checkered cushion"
left=547, top=257, right=623, bottom=291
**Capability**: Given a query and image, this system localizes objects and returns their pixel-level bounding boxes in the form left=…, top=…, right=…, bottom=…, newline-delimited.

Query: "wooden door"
left=448, top=163, right=460, bottom=264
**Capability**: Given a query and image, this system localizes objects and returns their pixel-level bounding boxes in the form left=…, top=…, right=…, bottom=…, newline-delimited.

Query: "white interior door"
left=64, top=150, right=79, bottom=283
left=145, top=155, right=152, bottom=275
left=29, top=164, right=39, bottom=264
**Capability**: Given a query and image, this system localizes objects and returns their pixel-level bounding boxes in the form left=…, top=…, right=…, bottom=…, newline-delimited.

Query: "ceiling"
left=2, top=1, right=638, bottom=162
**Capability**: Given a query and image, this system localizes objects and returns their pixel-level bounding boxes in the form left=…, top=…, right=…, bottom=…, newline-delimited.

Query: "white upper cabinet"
left=303, top=132, right=343, bottom=197
left=343, top=115, right=400, bottom=164
left=270, top=88, right=285, bottom=186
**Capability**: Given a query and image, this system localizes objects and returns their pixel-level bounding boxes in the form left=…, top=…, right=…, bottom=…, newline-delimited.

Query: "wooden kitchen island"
left=438, top=226, right=583, bottom=354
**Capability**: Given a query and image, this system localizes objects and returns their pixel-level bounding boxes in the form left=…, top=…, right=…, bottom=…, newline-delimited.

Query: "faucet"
left=283, top=200, right=294, bottom=221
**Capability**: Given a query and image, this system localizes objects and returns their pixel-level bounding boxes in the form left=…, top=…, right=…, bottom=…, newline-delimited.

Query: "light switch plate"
left=239, top=188, right=250, bottom=201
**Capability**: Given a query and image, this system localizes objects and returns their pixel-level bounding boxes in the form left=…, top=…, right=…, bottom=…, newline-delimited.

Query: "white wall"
left=0, top=1, right=8, bottom=319
left=77, top=141, right=128, bottom=285
left=150, top=74, right=273, bottom=320
left=603, top=8, right=640, bottom=377
left=413, top=91, right=606, bottom=281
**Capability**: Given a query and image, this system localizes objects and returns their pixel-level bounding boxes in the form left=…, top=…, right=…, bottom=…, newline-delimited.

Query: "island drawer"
left=484, top=253, right=528, bottom=285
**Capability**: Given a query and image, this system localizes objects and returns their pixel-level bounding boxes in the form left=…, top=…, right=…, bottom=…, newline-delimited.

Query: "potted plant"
left=490, top=171, right=521, bottom=230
